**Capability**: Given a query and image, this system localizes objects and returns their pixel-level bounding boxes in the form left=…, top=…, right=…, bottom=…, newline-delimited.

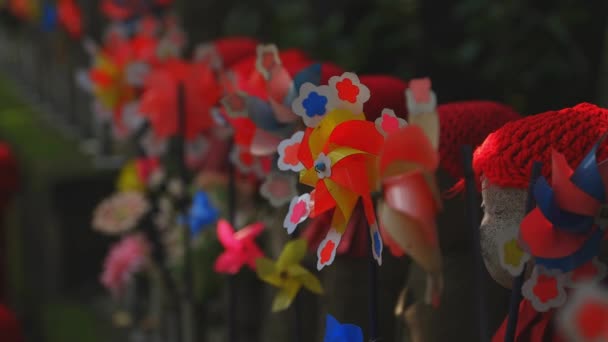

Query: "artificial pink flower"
left=100, top=234, right=149, bottom=296
left=214, top=219, right=264, bottom=275
left=92, top=192, right=150, bottom=235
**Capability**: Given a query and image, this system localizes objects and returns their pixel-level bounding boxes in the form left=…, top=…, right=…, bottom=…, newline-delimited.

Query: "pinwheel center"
left=314, top=162, right=326, bottom=173
left=279, top=270, right=289, bottom=280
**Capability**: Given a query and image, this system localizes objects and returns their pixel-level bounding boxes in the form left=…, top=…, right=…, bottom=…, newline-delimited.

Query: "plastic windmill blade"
left=324, top=314, right=364, bottom=342
left=520, top=134, right=608, bottom=273
left=57, top=0, right=82, bottom=39
left=281, top=73, right=384, bottom=269
left=256, top=44, right=314, bottom=125
left=377, top=124, right=442, bottom=305
left=255, top=239, right=323, bottom=312
left=214, top=219, right=265, bottom=275
left=405, top=78, right=439, bottom=149
left=187, top=191, right=219, bottom=236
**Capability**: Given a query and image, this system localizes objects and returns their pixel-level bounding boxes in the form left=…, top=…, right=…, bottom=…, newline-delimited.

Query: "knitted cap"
left=213, top=37, right=259, bottom=68
left=438, top=101, right=521, bottom=180
left=473, top=103, right=608, bottom=189
left=360, top=75, right=408, bottom=121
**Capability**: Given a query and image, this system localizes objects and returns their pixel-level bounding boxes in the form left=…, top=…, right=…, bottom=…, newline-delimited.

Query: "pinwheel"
left=376, top=78, right=443, bottom=305
left=214, top=219, right=264, bottom=275
left=220, top=46, right=313, bottom=181
left=57, top=0, right=82, bottom=39
left=139, top=59, right=221, bottom=141
left=186, top=191, right=219, bottom=236
left=255, top=239, right=323, bottom=312
left=278, top=71, right=384, bottom=270
left=324, top=314, right=363, bottom=342
left=301, top=75, right=409, bottom=258
left=519, top=134, right=608, bottom=311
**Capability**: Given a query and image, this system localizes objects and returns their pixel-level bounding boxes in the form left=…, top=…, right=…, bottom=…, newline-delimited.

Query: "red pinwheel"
left=519, top=134, right=608, bottom=312
left=139, top=59, right=221, bottom=141
left=214, top=219, right=265, bottom=275
left=57, top=0, right=82, bottom=40
left=278, top=72, right=386, bottom=270
left=520, top=135, right=608, bottom=273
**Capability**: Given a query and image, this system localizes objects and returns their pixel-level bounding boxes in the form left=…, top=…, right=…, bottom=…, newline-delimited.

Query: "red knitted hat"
left=213, top=37, right=259, bottom=68
left=438, top=101, right=521, bottom=180
left=473, top=103, right=608, bottom=189
left=360, top=75, right=408, bottom=121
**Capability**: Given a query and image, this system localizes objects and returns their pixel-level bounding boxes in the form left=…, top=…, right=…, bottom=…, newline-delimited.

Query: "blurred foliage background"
left=175, top=0, right=608, bottom=115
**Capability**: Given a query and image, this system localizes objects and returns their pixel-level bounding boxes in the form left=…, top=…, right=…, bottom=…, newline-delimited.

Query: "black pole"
left=177, top=82, right=195, bottom=342
left=227, top=140, right=238, bottom=342
left=462, top=145, right=488, bottom=342
left=504, top=161, right=542, bottom=342
left=369, top=200, right=380, bottom=342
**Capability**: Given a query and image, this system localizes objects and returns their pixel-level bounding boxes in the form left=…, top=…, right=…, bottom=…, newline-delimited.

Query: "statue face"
left=479, top=179, right=527, bottom=288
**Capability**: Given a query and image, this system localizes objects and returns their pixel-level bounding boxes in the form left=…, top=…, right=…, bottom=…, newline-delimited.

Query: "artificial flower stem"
left=177, top=82, right=196, bottom=342
left=462, top=145, right=489, bottom=342
left=369, top=198, right=380, bottom=341
left=504, top=161, right=542, bottom=342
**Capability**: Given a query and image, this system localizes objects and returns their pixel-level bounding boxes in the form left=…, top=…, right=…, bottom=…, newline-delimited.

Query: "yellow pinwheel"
left=255, top=239, right=323, bottom=312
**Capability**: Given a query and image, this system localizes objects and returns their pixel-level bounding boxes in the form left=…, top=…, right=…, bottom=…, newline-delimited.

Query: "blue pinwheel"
left=41, top=2, right=58, bottom=32
left=186, top=191, right=220, bottom=236
left=324, top=314, right=363, bottom=342
left=520, top=134, right=608, bottom=272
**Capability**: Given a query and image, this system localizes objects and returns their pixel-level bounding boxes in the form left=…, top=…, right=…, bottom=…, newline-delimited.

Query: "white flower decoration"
left=292, top=83, right=334, bottom=128
left=375, top=108, right=407, bottom=137
left=317, top=228, right=342, bottom=271
left=260, top=172, right=298, bottom=208
left=283, top=193, right=312, bottom=234
left=522, top=265, right=567, bottom=312
left=496, top=227, right=530, bottom=277
left=121, top=101, right=145, bottom=132
left=140, top=131, right=168, bottom=157
left=125, top=62, right=150, bottom=87
left=557, top=283, right=608, bottom=342
left=328, top=72, right=370, bottom=114
left=277, top=131, right=305, bottom=172
left=221, top=91, right=249, bottom=119
left=313, top=153, right=332, bottom=179
left=194, top=43, right=221, bottom=69
left=566, top=258, right=608, bottom=289
left=256, top=44, right=281, bottom=80
left=167, top=178, right=184, bottom=198
left=230, top=145, right=253, bottom=173
left=75, top=69, right=93, bottom=93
